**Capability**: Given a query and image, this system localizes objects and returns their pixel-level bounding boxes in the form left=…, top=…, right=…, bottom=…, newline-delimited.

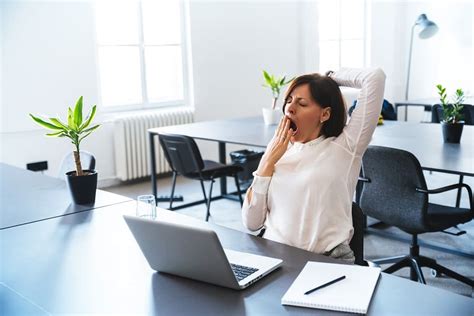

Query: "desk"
left=149, top=117, right=473, bottom=257
left=0, top=163, right=131, bottom=230
left=371, top=121, right=473, bottom=177
left=149, top=117, right=473, bottom=182
left=1, top=201, right=472, bottom=315
left=395, top=96, right=474, bottom=121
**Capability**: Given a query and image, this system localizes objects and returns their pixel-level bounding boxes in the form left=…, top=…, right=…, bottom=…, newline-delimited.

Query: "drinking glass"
left=136, top=194, right=156, bottom=219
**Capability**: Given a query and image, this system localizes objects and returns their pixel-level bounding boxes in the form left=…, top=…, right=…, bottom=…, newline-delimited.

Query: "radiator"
left=114, top=108, right=195, bottom=181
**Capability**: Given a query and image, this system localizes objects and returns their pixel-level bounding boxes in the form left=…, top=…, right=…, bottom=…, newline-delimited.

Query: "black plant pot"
left=66, top=170, right=98, bottom=204
left=441, top=122, right=464, bottom=143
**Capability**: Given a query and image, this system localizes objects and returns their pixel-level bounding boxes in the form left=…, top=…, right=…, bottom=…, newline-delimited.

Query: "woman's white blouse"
left=242, top=68, right=386, bottom=254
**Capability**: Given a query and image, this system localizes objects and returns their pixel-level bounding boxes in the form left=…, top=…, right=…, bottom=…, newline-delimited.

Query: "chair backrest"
left=464, top=104, right=474, bottom=125
left=432, top=104, right=474, bottom=125
left=158, top=133, right=204, bottom=175
left=58, top=151, right=96, bottom=177
left=350, top=202, right=367, bottom=266
left=360, top=146, right=429, bottom=234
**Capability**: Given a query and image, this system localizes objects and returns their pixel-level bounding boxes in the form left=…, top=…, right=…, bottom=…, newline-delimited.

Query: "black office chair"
left=350, top=202, right=368, bottom=267
left=431, top=104, right=474, bottom=125
left=58, top=151, right=96, bottom=177
left=158, top=133, right=244, bottom=222
left=359, top=145, right=473, bottom=286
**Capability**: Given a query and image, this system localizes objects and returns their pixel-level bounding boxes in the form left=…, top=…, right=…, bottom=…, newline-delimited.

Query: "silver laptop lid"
left=124, top=215, right=241, bottom=289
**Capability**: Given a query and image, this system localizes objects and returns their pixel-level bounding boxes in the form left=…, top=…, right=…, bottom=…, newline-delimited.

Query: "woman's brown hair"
left=282, top=73, right=346, bottom=138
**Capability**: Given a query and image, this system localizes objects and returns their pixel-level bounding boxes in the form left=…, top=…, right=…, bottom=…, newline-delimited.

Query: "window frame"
left=94, top=0, right=192, bottom=113
left=318, top=0, right=369, bottom=70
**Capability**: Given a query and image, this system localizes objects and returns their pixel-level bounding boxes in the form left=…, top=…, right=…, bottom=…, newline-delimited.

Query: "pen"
left=304, top=275, right=346, bottom=295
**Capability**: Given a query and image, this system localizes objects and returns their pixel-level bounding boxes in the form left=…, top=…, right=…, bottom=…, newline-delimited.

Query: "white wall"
left=0, top=1, right=119, bottom=184
left=189, top=1, right=317, bottom=121
left=188, top=1, right=318, bottom=159
left=1, top=0, right=472, bottom=185
left=0, top=0, right=317, bottom=184
left=370, top=0, right=473, bottom=121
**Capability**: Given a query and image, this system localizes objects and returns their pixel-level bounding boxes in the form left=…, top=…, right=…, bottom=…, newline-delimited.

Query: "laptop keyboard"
left=230, top=263, right=258, bottom=281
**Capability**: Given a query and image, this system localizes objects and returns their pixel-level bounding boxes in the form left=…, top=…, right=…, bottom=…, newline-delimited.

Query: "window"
left=318, top=0, right=367, bottom=71
left=95, top=1, right=189, bottom=110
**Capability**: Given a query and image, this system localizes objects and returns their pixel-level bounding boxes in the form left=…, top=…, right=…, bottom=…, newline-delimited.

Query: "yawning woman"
left=242, top=68, right=386, bottom=262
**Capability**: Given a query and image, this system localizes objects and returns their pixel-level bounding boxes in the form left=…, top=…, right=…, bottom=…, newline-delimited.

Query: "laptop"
left=123, top=215, right=283, bottom=290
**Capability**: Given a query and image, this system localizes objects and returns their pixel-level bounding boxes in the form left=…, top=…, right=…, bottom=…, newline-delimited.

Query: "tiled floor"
left=105, top=171, right=474, bottom=297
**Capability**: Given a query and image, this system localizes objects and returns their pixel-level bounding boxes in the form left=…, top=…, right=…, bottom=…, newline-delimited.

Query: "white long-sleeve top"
left=242, top=68, right=386, bottom=254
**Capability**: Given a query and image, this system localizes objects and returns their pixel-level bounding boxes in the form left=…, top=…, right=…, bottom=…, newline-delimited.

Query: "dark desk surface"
left=1, top=201, right=472, bottom=315
left=371, top=121, right=474, bottom=176
left=0, top=163, right=131, bottom=230
left=151, top=117, right=473, bottom=176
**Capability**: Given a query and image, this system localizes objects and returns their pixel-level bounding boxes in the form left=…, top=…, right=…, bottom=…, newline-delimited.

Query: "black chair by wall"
left=58, top=151, right=96, bottom=178
left=158, top=133, right=243, bottom=222
left=359, top=145, right=473, bottom=286
left=431, top=104, right=474, bottom=125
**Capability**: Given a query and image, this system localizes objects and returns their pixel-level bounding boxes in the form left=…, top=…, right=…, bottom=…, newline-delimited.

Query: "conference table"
left=149, top=117, right=473, bottom=257
left=0, top=163, right=131, bottom=230
left=149, top=117, right=473, bottom=196
left=1, top=200, right=473, bottom=315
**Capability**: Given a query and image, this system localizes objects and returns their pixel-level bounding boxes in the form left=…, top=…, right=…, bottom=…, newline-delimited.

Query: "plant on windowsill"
left=261, top=70, right=294, bottom=125
left=30, top=96, right=100, bottom=204
left=436, top=84, right=465, bottom=143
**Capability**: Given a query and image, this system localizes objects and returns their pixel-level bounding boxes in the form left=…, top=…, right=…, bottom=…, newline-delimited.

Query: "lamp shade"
left=415, top=14, right=438, bottom=39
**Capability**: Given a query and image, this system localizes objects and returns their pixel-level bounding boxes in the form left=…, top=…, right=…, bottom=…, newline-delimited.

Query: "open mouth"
left=288, top=119, right=298, bottom=136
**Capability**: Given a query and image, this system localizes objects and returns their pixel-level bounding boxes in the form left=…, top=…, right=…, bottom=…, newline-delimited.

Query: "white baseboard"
left=98, top=177, right=122, bottom=189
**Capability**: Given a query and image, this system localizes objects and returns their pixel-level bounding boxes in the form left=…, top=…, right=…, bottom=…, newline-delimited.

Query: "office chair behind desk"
left=158, top=133, right=243, bottom=222
left=360, top=145, right=473, bottom=286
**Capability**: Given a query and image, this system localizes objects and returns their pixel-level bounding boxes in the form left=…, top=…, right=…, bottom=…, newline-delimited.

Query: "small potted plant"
left=30, top=96, right=100, bottom=204
left=262, top=70, right=293, bottom=125
left=436, top=84, right=465, bottom=143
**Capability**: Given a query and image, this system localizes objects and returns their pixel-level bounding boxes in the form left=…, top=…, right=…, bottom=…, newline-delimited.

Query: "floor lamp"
left=405, top=14, right=439, bottom=101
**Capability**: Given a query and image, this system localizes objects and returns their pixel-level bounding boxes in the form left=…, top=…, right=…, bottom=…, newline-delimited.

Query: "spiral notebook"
left=282, top=261, right=380, bottom=314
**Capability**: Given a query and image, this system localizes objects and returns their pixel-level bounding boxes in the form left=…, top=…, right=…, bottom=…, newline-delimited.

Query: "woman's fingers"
left=275, top=116, right=285, bottom=139
left=279, top=118, right=290, bottom=143
left=276, top=116, right=289, bottom=140
left=284, top=128, right=292, bottom=145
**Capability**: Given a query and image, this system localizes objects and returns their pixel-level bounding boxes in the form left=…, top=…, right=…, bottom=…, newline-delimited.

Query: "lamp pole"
left=405, top=24, right=416, bottom=101
left=404, top=14, right=438, bottom=102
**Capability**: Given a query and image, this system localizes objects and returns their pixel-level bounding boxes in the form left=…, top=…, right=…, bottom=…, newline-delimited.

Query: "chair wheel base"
left=431, top=269, right=442, bottom=278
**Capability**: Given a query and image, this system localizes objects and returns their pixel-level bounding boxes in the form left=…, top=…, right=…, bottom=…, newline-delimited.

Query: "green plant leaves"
left=73, top=96, right=83, bottom=128
left=80, top=105, right=97, bottom=131
left=68, top=107, right=75, bottom=129
left=436, top=84, right=465, bottom=123
left=263, top=70, right=272, bottom=85
left=262, top=70, right=294, bottom=101
left=29, top=114, right=63, bottom=130
left=29, top=97, right=101, bottom=158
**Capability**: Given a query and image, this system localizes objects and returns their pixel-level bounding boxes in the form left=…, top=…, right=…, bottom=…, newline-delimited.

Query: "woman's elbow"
left=242, top=209, right=264, bottom=232
left=371, top=68, right=386, bottom=82
left=244, top=221, right=264, bottom=232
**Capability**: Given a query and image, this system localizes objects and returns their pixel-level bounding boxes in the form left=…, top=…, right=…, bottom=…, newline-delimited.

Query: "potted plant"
left=436, top=84, right=465, bottom=143
left=30, top=96, right=100, bottom=204
left=262, top=70, right=293, bottom=125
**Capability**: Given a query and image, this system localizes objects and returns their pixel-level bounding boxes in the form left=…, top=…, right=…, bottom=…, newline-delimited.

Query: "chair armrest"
left=416, top=183, right=473, bottom=211
left=358, top=176, right=371, bottom=183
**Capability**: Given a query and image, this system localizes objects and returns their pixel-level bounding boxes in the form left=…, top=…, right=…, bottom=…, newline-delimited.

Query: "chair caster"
left=430, top=269, right=442, bottom=278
